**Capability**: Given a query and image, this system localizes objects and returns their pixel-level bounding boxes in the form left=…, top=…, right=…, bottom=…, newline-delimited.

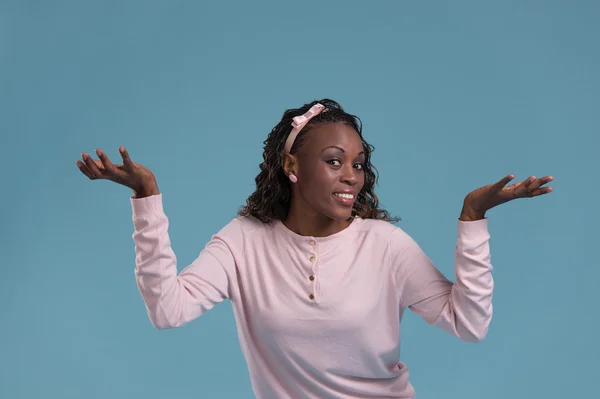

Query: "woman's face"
left=287, top=122, right=366, bottom=221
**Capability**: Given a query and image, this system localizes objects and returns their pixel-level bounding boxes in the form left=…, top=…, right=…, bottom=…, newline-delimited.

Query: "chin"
left=323, top=207, right=354, bottom=221
left=312, top=197, right=356, bottom=221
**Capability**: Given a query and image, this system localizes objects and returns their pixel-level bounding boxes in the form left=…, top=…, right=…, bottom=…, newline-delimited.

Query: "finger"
left=493, top=174, right=515, bottom=191
left=76, top=160, right=96, bottom=180
left=96, top=148, right=117, bottom=174
left=82, top=152, right=105, bottom=178
left=119, top=146, right=134, bottom=171
left=527, top=176, right=554, bottom=191
left=505, top=181, right=522, bottom=190
left=514, top=176, right=536, bottom=197
left=526, top=187, right=553, bottom=197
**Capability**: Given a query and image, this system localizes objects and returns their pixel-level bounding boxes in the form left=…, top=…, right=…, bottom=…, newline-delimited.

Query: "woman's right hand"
left=76, top=146, right=160, bottom=198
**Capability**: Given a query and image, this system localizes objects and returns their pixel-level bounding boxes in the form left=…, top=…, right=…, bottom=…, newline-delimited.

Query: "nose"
left=340, top=164, right=358, bottom=186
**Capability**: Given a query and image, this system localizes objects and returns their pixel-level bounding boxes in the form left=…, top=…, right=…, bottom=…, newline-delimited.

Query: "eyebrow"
left=321, top=146, right=365, bottom=156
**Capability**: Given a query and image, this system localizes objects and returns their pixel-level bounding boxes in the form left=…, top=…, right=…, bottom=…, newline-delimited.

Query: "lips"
left=332, top=191, right=357, bottom=207
left=333, top=192, right=355, bottom=199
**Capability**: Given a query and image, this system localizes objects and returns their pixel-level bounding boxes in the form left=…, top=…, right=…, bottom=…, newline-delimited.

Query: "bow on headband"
left=283, top=103, right=326, bottom=154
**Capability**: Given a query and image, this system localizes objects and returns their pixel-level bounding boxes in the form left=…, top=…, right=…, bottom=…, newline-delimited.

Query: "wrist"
left=459, top=205, right=486, bottom=221
left=133, top=182, right=160, bottom=199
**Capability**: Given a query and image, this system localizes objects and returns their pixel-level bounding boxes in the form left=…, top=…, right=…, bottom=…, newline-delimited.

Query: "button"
left=309, top=294, right=315, bottom=300
left=309, top=256, right=316, bottom=262
left=309, top=240, right=316, bottom=246
left=309, top=275, right=315, bottom=281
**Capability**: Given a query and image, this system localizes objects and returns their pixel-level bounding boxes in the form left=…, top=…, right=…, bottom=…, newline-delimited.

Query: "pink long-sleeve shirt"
left=131, top=194, right=493, bottom=399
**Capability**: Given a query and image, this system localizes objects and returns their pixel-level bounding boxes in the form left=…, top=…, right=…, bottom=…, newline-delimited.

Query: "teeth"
left=334, top=193, right=354, bottom=199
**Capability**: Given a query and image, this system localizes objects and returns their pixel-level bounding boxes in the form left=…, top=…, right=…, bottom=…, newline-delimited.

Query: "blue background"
left=1, top=1, right=597, bottom=398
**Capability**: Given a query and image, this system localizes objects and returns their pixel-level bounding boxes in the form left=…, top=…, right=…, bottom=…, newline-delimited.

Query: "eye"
left=354, top=163, right=364, bottom=170
left=327, top=159, right=341, bottom=167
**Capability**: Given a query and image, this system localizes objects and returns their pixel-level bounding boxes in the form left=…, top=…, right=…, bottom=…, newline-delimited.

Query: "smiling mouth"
left=332, top=192, right=356, bottom=208
left=333, top=192, right=355, bottom=200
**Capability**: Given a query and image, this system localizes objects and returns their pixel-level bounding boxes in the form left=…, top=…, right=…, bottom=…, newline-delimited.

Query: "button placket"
left=307, top=238, right=319, bottom=302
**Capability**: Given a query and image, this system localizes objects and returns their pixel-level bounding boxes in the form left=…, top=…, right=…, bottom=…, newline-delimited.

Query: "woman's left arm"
left=394, top=174, right=553, bottom=343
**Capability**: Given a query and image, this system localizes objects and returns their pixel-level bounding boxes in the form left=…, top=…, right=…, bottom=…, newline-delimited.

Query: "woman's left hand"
left=459, top=174, right=554, bottom=221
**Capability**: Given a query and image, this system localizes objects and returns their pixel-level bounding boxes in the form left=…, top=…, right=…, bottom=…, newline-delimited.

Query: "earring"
left=289, top=174, right=298, bottom=183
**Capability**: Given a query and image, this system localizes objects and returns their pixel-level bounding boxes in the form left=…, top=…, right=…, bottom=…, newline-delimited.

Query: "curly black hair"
left=238, top=99, right=399, bottom=224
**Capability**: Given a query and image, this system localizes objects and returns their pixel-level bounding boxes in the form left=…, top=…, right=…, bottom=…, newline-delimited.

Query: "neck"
left=283, top=203, right=352, bottom=237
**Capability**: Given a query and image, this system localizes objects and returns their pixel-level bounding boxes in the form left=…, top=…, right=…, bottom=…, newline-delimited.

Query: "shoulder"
left=355, top=218, right=420, bottom=254
left=353, top=218, right=407, bottom=243
left=215, top=215, right=270, bottom=240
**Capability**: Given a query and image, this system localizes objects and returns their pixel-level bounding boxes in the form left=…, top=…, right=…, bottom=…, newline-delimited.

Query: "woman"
left=76, top=99, right=553, bottom=399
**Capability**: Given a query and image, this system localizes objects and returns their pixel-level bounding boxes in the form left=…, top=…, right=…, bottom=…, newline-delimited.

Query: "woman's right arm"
left=76, top=146, right=242, bottom=330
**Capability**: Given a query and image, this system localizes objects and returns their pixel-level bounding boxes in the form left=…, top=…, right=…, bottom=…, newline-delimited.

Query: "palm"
left=465, top=174, right=554, bottom=214
left=76, top=146, right=156, bottom=192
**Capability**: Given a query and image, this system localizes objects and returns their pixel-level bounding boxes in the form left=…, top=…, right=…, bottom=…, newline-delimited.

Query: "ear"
left=282, top=153, right=297, bottom=176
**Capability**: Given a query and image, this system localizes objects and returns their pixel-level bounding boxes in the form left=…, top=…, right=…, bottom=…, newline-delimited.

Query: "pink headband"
left=283, top=103, right=326, bottom=154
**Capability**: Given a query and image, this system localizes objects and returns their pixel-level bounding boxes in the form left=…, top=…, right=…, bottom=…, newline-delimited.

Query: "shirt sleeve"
left=390, top=219, right=493, bottom=343
left=130, top=194, right=243, bottom=330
